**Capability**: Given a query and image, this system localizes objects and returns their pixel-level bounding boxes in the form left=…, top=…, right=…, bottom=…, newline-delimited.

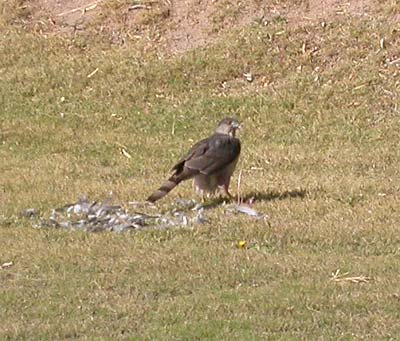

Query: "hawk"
left=147, top=118, right=241, bottom=203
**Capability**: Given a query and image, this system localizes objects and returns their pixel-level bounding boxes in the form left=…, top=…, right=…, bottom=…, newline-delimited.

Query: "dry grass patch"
left=1, top=1, right=400, bottom=338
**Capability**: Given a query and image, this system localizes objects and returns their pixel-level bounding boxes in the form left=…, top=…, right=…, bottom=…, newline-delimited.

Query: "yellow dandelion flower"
left=237, top=240, right=247, bottom=249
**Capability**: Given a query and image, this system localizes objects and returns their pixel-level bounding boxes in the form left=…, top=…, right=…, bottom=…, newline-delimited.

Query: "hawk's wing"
left=172, top=133, right=241, bottom=177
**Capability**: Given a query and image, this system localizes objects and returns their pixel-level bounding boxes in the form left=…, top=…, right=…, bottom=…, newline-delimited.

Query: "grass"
left=1, top=1, right=400, bottom=338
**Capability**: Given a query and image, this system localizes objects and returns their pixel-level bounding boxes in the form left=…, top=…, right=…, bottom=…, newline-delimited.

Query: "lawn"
left=1, top=0, right=400, bottom=338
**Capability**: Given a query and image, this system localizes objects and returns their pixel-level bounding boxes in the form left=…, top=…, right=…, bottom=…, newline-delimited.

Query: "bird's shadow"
left=242, top=188, right=307, bottom=203
left=201, top=188, right=307, bottom=210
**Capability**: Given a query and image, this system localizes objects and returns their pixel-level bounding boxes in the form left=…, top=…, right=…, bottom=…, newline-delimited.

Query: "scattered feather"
left=29, top=196, right=264, bottom=233
left=175, top=198, right=197, bottom=210
left=35, top=197, right=209, bottom=233
left=20, top=208, right=37, bottom=218
left=243, top=72, right=254, bottom=82
left=229, top=204, right=264, bottom=219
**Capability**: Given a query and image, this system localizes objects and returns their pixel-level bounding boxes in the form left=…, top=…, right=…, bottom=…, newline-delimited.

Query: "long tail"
left=147, top=175, right=180, bottom=203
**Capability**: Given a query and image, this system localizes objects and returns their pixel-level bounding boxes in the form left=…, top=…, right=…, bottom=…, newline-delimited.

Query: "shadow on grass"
left=201, top=188, right=307, bottom=210
left=241, top=188, right=307, bottom=203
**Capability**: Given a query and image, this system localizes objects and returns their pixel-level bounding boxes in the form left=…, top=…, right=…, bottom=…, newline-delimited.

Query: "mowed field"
left=1, top=0, right=400, bottom=338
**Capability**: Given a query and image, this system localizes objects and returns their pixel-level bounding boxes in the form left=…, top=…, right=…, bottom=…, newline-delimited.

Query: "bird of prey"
left=147, top=117, right=241, bottom=203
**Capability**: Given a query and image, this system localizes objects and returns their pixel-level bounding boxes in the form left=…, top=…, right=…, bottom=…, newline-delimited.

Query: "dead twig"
left=388, top=57, right=400, bottom=65
left=87, top=68, right=99, bottom=78
left=57, top=0, right=103, bottom=17
left=330, top=269, right=371, bottom=284
left=128, top=5, right=152, bottom=11
left=236, top=169, right=243, bottom=204
left=1, top=262, right=13, bottom=269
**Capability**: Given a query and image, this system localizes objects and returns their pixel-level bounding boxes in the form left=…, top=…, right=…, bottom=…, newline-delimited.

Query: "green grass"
left=1, top=1, right=400, bottom=339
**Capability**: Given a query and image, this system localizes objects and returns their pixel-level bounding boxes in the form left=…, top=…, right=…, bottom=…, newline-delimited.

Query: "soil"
left=12, top=0, right=378, bottom=53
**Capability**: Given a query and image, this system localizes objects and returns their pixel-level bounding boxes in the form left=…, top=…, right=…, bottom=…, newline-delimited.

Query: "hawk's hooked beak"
left=230, top=122, right=241, bottom=137
left=232, top=122, right=241, bottom=130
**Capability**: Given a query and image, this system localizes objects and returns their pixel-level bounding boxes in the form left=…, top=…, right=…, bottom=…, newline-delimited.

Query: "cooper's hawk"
left=147, top=117, right=241, bottom=203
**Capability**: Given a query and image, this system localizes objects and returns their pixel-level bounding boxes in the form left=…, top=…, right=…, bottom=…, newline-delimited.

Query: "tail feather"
left=147, top=176, right=180, bottom=203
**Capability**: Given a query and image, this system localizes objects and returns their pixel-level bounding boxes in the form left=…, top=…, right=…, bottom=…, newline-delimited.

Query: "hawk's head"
left=215, top=117, right=240, bottom=137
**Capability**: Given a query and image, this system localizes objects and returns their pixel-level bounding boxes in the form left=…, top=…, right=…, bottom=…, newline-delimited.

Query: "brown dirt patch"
left=165, top=0, right=265, bottom=53
left=9, top=0, right=379, bottom=53
left=163, top=0, right=376, bottom=53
